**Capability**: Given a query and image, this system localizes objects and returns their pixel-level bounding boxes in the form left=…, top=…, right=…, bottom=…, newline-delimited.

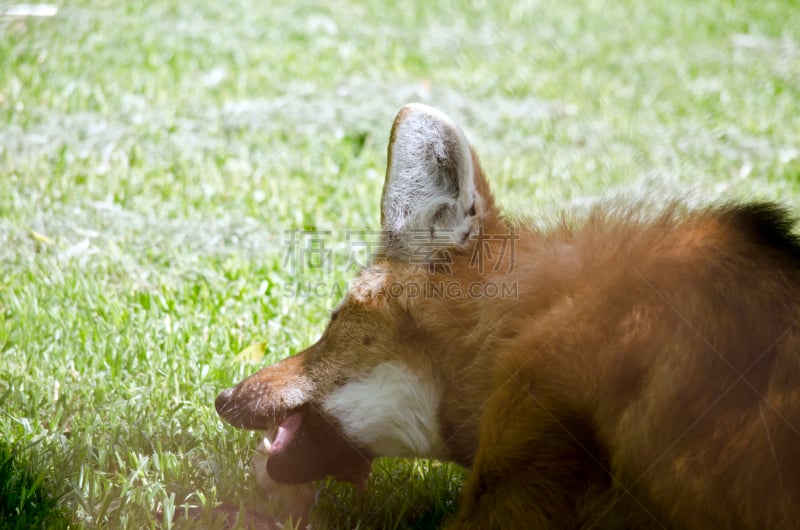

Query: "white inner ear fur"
left=382, top=104, right=481, bottom=254
left=321, top=361, right=444, bottom=458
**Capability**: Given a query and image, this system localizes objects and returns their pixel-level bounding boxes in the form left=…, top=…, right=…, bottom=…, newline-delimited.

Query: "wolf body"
left=217, top=104, right=800, bottom=529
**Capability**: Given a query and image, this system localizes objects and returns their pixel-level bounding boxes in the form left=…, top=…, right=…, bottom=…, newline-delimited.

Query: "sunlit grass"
left=1, top=0, right=798, bottom=527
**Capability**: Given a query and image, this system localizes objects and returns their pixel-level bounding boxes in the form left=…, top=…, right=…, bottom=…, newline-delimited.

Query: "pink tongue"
left=269, top=411, right=303, bottom=455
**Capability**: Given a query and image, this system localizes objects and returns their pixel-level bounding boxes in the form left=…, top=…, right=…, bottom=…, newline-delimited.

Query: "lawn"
left=1, top=0, right=798, bottom=528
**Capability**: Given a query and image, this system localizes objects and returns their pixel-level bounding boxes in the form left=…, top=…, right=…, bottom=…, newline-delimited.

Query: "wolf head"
left=215, top=104, right=503, bottom=487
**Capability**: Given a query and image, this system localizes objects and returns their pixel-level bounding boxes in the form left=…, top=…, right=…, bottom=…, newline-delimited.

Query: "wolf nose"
left=215, top=387, right=235, bottom=416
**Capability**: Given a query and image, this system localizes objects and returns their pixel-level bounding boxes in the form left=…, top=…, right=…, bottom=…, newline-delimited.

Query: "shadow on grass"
left=0, top=439, right=73, bottom=530
left=313, top=459, right=465, bottom=530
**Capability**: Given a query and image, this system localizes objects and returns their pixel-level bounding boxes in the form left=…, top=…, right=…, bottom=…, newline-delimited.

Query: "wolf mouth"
left=215, top=393, right=373, bottom=488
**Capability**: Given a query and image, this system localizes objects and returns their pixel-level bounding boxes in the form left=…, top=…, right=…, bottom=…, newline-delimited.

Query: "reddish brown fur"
left=401, top=198, right=800, bottom=528
left=217, top=106, right=800, bottom=529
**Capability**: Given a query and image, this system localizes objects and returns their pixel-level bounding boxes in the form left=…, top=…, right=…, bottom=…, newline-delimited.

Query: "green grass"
left=1, top=0, right=798, bottom=527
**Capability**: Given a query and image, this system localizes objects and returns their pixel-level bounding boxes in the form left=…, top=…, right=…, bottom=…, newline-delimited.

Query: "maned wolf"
left=216, top=104, right=800, bottom=529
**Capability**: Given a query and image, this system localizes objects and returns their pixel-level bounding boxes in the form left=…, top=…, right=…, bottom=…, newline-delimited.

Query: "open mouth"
left=215, top=389, right=373, bottom=489
left=265, top=405, right=373, bottom=489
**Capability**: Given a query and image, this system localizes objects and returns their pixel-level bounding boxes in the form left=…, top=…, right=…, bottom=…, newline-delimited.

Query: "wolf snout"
left=214, top=386, right=248, bottom=426
left=215, top=354, right=313, bottom=430
left=214, top=387, right=236, bottom=417
left=215, top=382, right=294, bottom=431
left=214, top=385, right=270, bottom=430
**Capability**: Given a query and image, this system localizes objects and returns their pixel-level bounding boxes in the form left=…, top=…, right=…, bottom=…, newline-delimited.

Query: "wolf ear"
left=381, top=103, right=489, bottom=259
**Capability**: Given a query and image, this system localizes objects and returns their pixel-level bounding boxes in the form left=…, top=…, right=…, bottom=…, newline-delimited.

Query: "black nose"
left=215, top=387, right=235, bottom=416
